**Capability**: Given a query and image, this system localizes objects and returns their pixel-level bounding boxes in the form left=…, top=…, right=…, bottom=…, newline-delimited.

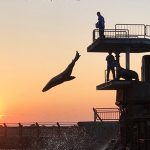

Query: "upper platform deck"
left=87, top=24, right=150, bottom=53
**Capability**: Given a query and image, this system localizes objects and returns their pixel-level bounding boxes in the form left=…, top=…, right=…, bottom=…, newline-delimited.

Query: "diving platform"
left=87, top=24, right=150, bottom=53
left=87, top=24, right=150, bottom=149
left=96, top=80, right=132, bottom=90
left=87, top=38, right=150, bottom=53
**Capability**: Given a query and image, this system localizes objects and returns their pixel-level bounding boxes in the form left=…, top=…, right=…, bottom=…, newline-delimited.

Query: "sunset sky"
left=0, top=0, right=150, bottom=123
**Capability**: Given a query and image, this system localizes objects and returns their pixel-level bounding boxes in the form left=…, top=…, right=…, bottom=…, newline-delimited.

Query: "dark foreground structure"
left=88, top=24, right=150, bottom=149
left=0, top=121, right=118, bottom=150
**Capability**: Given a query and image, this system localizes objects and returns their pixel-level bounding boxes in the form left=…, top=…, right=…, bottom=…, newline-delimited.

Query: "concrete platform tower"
left=87, top=24, right=150, bottom=150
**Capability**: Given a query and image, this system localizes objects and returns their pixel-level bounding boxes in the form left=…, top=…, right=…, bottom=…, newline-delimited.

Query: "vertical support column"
left=115, top=52, right=120, bottom=80
left=126, top=49, right=130, bottom=70
left=115, top=52, right=120, bottom=64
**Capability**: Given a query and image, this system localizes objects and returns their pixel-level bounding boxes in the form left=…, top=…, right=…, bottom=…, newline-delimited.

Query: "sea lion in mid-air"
left=42, top=51, right=81, bottom=92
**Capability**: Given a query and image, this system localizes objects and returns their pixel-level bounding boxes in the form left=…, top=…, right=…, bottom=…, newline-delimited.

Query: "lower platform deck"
left=96, top=80, right=135, bottom=90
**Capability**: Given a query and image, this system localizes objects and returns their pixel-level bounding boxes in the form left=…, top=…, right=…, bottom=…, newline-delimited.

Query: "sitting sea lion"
left=117, top=66, right=139, bottom=81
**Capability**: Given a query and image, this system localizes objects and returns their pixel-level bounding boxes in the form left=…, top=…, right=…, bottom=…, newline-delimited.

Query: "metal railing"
left=93, top=24, right=150, bottom=41
left=0, top=122, right=77, bottom=137
left=146, top=25, right=150, bottom=37
left=104, top=69, right=117, bottom=82
left=93, top=108, right=120, bottom=122
left=115, top=24, right=146, bottom=38
left=0, top=122, right=77, bottom=127
left=93, top=29, right=129, bottom=41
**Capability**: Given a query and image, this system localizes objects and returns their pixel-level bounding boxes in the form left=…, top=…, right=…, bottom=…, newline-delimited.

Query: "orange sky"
left=0, top=0, right=150, bottom=122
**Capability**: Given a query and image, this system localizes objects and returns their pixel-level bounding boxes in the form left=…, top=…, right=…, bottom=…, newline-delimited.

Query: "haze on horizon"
left=0, top=0, right=150, bottom=123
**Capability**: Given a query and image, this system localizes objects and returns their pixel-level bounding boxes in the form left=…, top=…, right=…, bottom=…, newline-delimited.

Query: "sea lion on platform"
left=42, top=51, right=80, bottom=92
left=117, top=66, right=139, bottom=81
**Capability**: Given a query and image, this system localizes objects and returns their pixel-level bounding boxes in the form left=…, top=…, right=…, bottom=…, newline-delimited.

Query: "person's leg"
left=98, top=28, right=101, bottom=38
left=102, top=28, right=105, bottom=38
left=99, top=28, right=103, bottom=38
left=100, top=29, right=103, bottom=38
left=111, top=68, right=116, bottom=80
left=107, top=68, right=110, bottom=81
left=99, top=27, right=105, bottom=38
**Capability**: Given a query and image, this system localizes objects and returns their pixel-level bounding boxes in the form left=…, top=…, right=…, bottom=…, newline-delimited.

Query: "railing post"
left=93, top=108, right=97, bottom=122
left=105, top=70, right=107, bottom=82
left=115, top=24, right=117, bottom=38
left=18, top=123, right=23, bottom=137
left=126, top=29, right=129, bottom=38
left=57, top=122, right=61, bottom=137
left=3, top=123, right=7, bottom=138
left=145, top=25, right=147, bottom=37
left=18, top=123, right=23, bottom=149
left=126, top=49, right=130, bottom=70
left=93, top=30, right=95, bottom=42
left=36, top=122, right=40, bottom=138
left=57, top=122, right=60, bottom=128
left=144, top=25, right=146, bottom=38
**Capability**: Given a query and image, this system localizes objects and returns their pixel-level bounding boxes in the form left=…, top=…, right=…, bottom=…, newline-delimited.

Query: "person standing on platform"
left=96, top=12, right=105, bottom=38
left=106, top=52, right=116, bottom=81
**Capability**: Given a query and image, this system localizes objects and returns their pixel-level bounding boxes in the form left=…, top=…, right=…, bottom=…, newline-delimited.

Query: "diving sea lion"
left=42, top=51, right=80, bottom=92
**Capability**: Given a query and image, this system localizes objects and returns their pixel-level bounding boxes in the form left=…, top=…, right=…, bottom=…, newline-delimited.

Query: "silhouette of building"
left=87, top=24, right=150, bottom=149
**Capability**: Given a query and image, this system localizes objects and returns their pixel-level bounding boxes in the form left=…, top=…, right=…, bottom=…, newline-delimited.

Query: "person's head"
left=97, top=12, right=101, bottom=17
left=109, top=51, right=112, bottom=55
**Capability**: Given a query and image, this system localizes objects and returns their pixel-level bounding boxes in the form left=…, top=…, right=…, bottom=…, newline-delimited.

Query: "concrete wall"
left=0, top=121, right=119, bottom=149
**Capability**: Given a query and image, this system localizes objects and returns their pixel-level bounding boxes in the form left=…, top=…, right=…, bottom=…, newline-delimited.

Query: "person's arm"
left=106, top=56, right=108, bottom=61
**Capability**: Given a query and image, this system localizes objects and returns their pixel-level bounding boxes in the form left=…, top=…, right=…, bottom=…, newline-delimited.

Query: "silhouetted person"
left=106, top=52, right=116, bottom=81
left=96, top=12, right=105, bottom=38
left=42, top=51, right=81, bottom=92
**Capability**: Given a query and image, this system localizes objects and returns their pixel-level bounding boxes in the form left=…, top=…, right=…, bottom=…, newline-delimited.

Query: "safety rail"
left=104, top=69, right=117, bottom=82
left=93, top=108, right=120, bottom=122
left=115, top=24, right=146, bottom=38
left=0, top=122, right=77, bottom=127
left=93, top=29, right=129, bottom=41
left=0, top=122, right=78, bottom=137
left=146, top=25, right=150, bottom=37
left=93, top=24, right=150, bottom=42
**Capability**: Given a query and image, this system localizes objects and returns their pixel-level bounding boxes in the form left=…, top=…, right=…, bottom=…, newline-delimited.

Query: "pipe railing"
left=104, top=69, right=118, bottom=82
left=0, top=122, right=78, bottom=137
left=93, top=24, right=150, bottom=42
left=93, top=29, right=129, bottom=41
left=115, top=24, right=146, bottom=38
left=93, top=108, right=120, bottom=122
left=146, top=25, right=150, bottom=37
left=0, top=122, right=77, bottom=127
